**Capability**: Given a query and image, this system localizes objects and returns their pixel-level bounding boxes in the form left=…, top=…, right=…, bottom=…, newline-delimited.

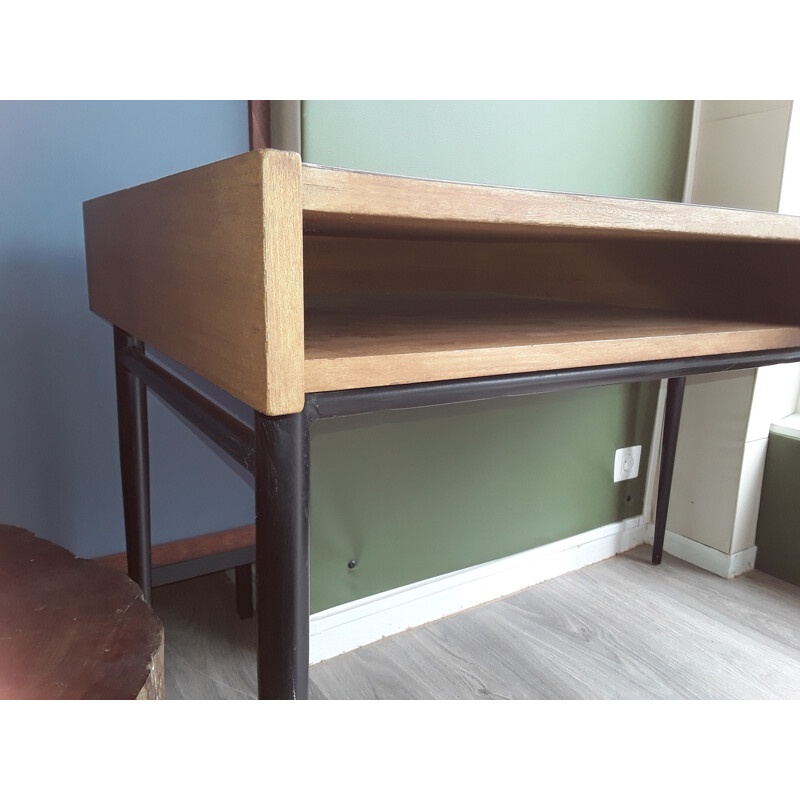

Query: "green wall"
left=302, top=100, right=691, bottom=199
left=755, top=431, right=800, bottom=586
left=303, top=100, right=693, bottom=613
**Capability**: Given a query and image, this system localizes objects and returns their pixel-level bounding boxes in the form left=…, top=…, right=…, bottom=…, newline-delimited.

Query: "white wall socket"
left=614, top=445, right=642, bottom=482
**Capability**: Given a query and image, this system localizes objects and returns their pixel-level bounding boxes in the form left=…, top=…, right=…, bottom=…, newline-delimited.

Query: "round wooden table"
left=0, top=525, right=164, bottom=699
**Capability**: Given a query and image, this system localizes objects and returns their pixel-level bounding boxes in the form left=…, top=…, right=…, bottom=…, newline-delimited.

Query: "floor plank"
left=150, top=546, right=800, bottom=700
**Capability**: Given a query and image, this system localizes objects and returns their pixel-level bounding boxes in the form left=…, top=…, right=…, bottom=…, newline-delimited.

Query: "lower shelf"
left=303, top=293, right=800, bottom=392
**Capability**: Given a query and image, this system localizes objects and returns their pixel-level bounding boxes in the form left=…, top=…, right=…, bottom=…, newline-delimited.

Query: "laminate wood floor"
left=150, top=546, right=800, bottom=700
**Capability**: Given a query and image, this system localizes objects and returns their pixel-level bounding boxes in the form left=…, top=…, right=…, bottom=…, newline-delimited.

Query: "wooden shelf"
left=83, top=149, right=800, bottom=414
left=304, top=293, right=800, bottom=392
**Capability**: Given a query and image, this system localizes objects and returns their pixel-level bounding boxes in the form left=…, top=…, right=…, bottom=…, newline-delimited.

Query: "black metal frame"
left=112, top=326, right=800, bottom=699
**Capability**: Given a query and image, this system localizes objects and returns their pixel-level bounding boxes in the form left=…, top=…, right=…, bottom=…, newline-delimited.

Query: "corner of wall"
left=667, top=100, right=796, bottom=571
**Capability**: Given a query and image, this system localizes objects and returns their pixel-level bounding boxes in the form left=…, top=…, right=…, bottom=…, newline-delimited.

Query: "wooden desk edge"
left=84, top=149, right=304, bottom=417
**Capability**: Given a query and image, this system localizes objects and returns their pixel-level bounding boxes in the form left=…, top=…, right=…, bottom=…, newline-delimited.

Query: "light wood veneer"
left=303, top=293, right=800, bottom=392
left=84, top=150, right=800, bottom=412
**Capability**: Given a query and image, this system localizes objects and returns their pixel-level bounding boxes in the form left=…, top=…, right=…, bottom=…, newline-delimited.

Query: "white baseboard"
left=644, top=524, right=757, bottom=579
left=309, top=515, right=647, bottom=665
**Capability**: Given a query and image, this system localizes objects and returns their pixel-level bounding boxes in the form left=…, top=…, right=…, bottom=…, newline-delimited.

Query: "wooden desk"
left=83, top=148, right=800, bottom=699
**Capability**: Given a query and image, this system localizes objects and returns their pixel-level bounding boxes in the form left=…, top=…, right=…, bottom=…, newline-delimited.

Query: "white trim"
left=644, top=524, right=757, bottom=579
left=309, top=516, right=647, bottom=664
left=643, top=379, right=668, bottom=526
left=682, top=100, right=702, bottom=203
left=770, top=412, right=800, bottom=439
left=779, top=101, right=799, bottom=216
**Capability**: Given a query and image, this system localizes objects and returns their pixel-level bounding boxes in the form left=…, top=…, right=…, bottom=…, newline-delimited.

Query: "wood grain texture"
left=301, top=178, right=800, bottom=391
left=0, top=525, right=164, bottom=700
left=303, top=237, right=800, bottom=324
left=84, top=148, right=304, bottom=415
left=262, top=149, right=305, bottom=413
left=248, top=101, right=271, bottom=150
left=136, top=641, right=165, bottom=699
left=303, top=292, right=800, bottom=392
left=310, top=547, right=800, bottom=699
left=152, top=546, right=800, bottom=700
left=302, top=163, right=800, bottom=243
left=85, top=151, right=800, bottom=411
left=152, top=572, right=257, bottom=700
left=96, top=524, right=255, bottom=573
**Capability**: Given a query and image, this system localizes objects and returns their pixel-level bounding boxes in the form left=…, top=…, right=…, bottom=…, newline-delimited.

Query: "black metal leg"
left=235, top=563, right=254, bottom=620
left=652, top=376, right=686, bottom=565
left=254, top=406, right=310, bottom=700
left=113, top=327, right=153, bottom=602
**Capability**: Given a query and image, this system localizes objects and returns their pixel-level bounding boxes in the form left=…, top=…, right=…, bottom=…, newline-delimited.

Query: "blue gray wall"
left=302, top=101, right=693, bottom=611
left=0, top=100, right=693, bottom=586
left=0, top=101, right=254, bottom=556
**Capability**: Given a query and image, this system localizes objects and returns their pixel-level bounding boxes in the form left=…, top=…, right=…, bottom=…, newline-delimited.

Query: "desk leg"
left=652, top=376, right=686, bottom=565
left=113, top=327, right=153, bottom=603
left=235, top=564, right=254, bottom=620
left=254, top=407, right=310, bottom=700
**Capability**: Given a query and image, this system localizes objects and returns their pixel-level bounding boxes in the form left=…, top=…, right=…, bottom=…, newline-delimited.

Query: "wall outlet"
left=614, top=445, right=642, bottom=482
